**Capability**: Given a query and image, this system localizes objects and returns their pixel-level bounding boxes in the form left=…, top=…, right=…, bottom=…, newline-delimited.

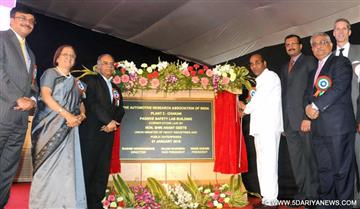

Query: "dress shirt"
left=100, top=74, right=113, bottom=102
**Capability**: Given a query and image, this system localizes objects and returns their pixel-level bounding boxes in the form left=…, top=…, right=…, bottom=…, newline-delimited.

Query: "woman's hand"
left=64, top=112, right=81, bottom=127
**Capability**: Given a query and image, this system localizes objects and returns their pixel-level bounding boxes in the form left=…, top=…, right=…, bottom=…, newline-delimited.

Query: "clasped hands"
left=305, top=104, right=319, bottom=120
left=100, top=120, right=120, bottom=133
left=65, top=112, right=86, bottom=128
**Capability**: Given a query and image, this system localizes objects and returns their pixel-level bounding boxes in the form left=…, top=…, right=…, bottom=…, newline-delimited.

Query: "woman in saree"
left=29, top=45, right=87, bottom=209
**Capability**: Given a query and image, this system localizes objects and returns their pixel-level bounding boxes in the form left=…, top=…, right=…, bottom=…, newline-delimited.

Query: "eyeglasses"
left=60, top=53, right=76, bottom=59
left=100, top=61, right=115, bottom=67
left=285, top=43, right=300, bottom=47
left=13, top=16, right=36, bottom=25
left=311, top=40, right=329, bottom=47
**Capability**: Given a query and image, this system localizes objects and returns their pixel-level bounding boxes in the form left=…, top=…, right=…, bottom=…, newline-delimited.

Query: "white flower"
left=198, top=186, right=203, bottom=191
left=141, top=63, right=148, bottom=68
left=146, top=67, right=153, bottom=73
left=180, top=62, right=189, bottom=71
left=137, top=69, right=143, bottom=75
left=204, top=188, right=211, bottom=194
left=230, top=72, right=236, bottom=81
left=220, top=193, right=226, bottom=198
left=116, top=196, right=123, bottom=202
left=157, top=61, right=169, bottom=71
left=209, top=192, right=215, bottom=196
left=222, top=72, right=228, bottom=78
left=151, top=64, right=157, bottom=69
left=224, top=197, right=230, bottom=203
left=216, top=203, right=223, bottom=208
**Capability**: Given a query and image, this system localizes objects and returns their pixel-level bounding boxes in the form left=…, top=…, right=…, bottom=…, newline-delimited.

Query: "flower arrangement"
left=102, top=189, right=126, bottom=209
left=108, top=174, right=250, bottom=209
left=77, top=60, right=254, bottom=95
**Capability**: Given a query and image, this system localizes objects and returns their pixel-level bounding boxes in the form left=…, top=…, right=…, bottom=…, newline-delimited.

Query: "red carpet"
left=5, top=183, right=303, bottom=209
left=5, top=183, right=30, bottom=209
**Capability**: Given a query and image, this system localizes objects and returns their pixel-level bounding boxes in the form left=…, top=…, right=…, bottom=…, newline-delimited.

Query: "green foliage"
left=112, top=174, right=135, bottom=207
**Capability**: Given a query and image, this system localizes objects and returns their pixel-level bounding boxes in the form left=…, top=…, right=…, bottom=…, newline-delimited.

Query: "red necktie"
left=288, top=59, right=295, bottom=72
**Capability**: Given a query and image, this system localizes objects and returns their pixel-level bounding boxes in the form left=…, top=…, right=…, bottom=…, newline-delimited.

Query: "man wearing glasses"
left=280, top=34, right=318, bottom=204
left=305, top=32, right=355, bottom=208
left=0, top=6, right=38, bottom=208
left=79, top=54, right=125, bottom=209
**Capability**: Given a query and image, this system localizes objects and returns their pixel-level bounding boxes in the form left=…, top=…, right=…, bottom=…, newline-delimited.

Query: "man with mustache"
left=0, top=5, right=38, bottom=208
left=280, top=34, right=319, bottom=204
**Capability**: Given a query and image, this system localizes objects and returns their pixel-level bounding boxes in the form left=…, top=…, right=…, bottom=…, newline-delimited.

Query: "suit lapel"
left=8, top=30, right=30, bottom=75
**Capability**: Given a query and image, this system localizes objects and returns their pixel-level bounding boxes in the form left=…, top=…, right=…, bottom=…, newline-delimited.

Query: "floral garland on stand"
left=77, top=60, right=254, bottom=94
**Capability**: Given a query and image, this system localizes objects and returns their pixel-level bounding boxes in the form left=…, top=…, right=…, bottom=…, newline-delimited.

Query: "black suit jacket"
left=80, top=74, right=125, bottom=140
left=305, top=54, right=355, bottom=136
left=281, top=54, right=316, bottom=132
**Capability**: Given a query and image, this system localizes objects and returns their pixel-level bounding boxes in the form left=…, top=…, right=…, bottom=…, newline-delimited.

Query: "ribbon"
left=112, top=88, right=120, bottom=106
left=314, top=75, right=332, bottom=97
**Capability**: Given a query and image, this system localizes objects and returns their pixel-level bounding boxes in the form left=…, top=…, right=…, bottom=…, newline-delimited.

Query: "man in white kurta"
left=240, top=54, right=283, bottom=208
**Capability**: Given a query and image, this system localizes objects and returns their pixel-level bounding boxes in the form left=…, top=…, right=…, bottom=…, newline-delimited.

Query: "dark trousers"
left=0, top=126, right=26, bottom=209
left=286, top=131, right=319, bottom=200
left=80, top=132, right=114, bottom=209
left=312, top=133, right=355, bottom=209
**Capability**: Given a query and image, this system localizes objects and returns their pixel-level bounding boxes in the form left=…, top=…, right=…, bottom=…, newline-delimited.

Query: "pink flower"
left=222, top=77, right=230, bottom=85
left=151, top=78, right=160, bottom=89
left=206, top=69, right=213, bottom=77
left=194, top=64, right=200, bottom=69
left=121, top=74, right=130, bottom=83
left=108, top=194, right=115, bottom=201
left=192, top=76, right=200, bottom=83
left=187, top=66, right=194, bottom=71
left=102, top=200, right=110, bottom=207
left=190, top=71, right=196, bottom=76
left=139, top=77, right=148, bottom=87
left=198, top=69, right=204, bottom=74
left=204, top=65, right=209, bottom=70
left=112, top=75, right=121, bottom=84
left=201, top=77, right=209, bottom=87
left=182, top=69, right=190, bottom=77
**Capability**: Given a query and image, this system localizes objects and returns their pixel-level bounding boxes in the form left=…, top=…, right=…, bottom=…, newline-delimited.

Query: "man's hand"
left=300, top=120, right=311, bottom=132
left=101, top=120, right=120, bottom=133
left=305, top=104, right=319, bottom=120
left=14, top=97, right=36, bottom=111
left=238, top=101, right=246, bottom=112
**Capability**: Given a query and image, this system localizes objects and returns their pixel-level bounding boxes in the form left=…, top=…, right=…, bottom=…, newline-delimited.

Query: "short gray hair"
left=310, top=32, right=331, bottom=46
left=97, top=54, right=114, bottom=65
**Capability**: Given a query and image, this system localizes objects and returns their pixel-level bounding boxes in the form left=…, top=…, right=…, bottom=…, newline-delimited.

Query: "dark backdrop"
left=25, top=10, right=180, bottom=79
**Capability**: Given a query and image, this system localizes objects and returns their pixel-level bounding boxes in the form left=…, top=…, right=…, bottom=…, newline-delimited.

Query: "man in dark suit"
left=305, top=32, right=355, bottom=208
left=0, top=6, right=37, bottom=208
left=80, top=54, right=125, bottom=209
left=332, top=18, right=360, bottom=206
left=280, top=34, right=318, bottom=202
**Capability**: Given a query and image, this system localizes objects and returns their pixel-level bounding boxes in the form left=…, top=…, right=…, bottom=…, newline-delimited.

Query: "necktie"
left=313, top=60, right=324, bottom=86
left=288, top=59, right=295, bottom=73
left=339, top=48, right=344, bottom=57
left=19, top=39, right=30, bottom=71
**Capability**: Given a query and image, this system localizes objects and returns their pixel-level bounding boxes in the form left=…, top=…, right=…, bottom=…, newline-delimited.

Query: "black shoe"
left=254, top=203, right=278, bottom=209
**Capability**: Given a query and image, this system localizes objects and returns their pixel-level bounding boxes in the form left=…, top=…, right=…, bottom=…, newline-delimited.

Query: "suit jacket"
left=348, top=44, right=360, bottom=123
left=80, top=74, right=125, bottom=140
left=306, top=54, right=355, bottom=136
left=244, top=68, right=283, bottom=136
left=0, top=29, right=37, bottom=128
left=281, top=54, right=316, bottom=132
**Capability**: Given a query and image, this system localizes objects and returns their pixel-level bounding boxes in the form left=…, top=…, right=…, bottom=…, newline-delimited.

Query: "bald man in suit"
left=0, top=6, right=38, bottom=208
